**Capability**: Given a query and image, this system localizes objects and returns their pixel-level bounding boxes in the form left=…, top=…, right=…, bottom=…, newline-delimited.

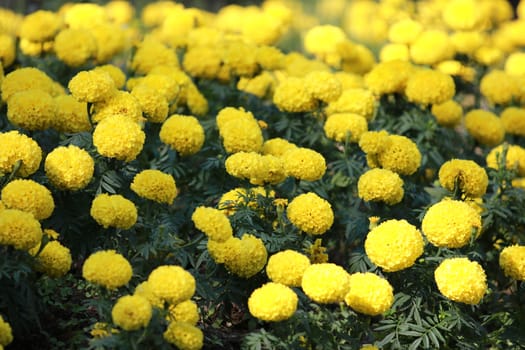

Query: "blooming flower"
left=262, top=138, right=297, bottom=157
left=147, top=265, right=196, bottom=304
left=54, top=29, right=96, bottom=66
left=358, top=168, right=404, bottom=205
left=112, top=295, right=152, bottom=331
left=324, top=112, right=368, bottom=143
left=273, top=77, right=317, bottom=113
left=388, top=19, right=422, bottom=44
left=358, top=130, right=390, bottom=155
left=405, top=69, right=456, bottom=106
left=0, top=34, right=16, bottom=68
left=191, top=206, right=232, bottom=242
left=266, top=250, right=311, bottom=287
left=287, top=192, right=334, bottom=235
left=82, top=250, right=133, bottom=290
left=131, top=39, right=179, bottom=75
left=442, top=0, right=485, bottom=31
left=499, top=245, right=525, bottom=281
left=434, top=257, right=487, bottom=304
left=0, top=209, right=42, bottom=251
left=53, top=95, right=91, bottom=133
left=486, top=144, right=525, bottom=177
left=464, top=109, right=505, bottom=146
left=68, top=70, right=116, bottom=103
left=19, top=10, right=62, bottom=42
left=31, top=240, right=72, bottom=278
left=1, top=179, right=54, bottom=220
left=376, top=135, right=421, bottom=176
left=301, top=263, right=350, bottom=304
left=134, top=281, right=163, bottom=309
left=217, top=187, right=272, bottom=216
left=224, top=234, right=268, bottom=278
left=500, top=107, right=525, bottom=137
left=93, top=115, right=145, bottom=162
left=130, top=169, right=177, bottom=205
left=131, top=85, right=169, bottom=123
left=167, top=300, right=200, bottom=325
left=160, top=115, right=205, bottom=156
left=92, top=91, right=144, bottom=124
left=325, top=88, right=376, bottom=121
left=7, top=89, right=55, bottom=130
left=1, top=67, right=58, bottom=102
left=409, top=29, right=455, bottom=65
left=479, top=70, right=520, bottom=105
left=438, top=159, right=488, bottom=198
left=283, top=147, right=326, bottom=181
left=248, top=282, right=298, bottom=321
left=344, top=272, right=394, bottom=316
left=90, top=194, right=137, bottom=229
left=304, top=70, right=342, bottom=103
left=364, top=60, right=414, bottom=95
left=163, top=321, right=203, bottom=350
left=45, top=145, right=94, bottom=191
left=431, top=100, right=463, bottom=127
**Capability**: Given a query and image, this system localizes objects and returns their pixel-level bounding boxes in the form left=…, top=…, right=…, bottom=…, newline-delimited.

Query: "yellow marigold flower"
left=105, top=0, right=135, bottom=24
left=301, top=263, right=350, bottom=304
left=92, top=91, right=144, bottom=124
left=1, top=179, right=54, bottom=220
left=282, top=147, right=326, bottom=181
left=450, top=31, right=484, bottom=55
left=358, top=168, right=404, bottom=205
left=93, top=65, right=126, bottom=89
left=93, top=115, right=145, bottom=162
left=262, top=138, right=297, bottom=157
left=486, top=144, right=525, bottom=176
left=131, top=169, right=177, bottom=205
left=287, top=192, right=334, bottom=235
left=304, top=71, right=342, bottom=103
left=504, top=52, right=525, bottom=76
left=191, top=206, right=232, bottom=243
left=225, top=234, right=268, bottom=278
left=45, top=145, right=94, bottom=191
left=480, top=70, right=519, bottom=105
left=134, top=281, right=163, bottom=309
left=377, top=135, right=421, bottom=176
left=273, top=77, right=317, bottom=113
left=90, top=194, right=137, bottom=230
left=207, top=236, right=241, bottom=265
left=7, top=89, right=55, bottom=131
left=343, top=1, right=387, bottom=45
left=148, top=265, right=196, bottom=304
left=434, top=257, right=487, bottom=304
left=358, top=130, right=390, bottom=155
left=435, top=60, right=475, bottom=83
left=325, top=88, right=376, bottom=121
left=182, top=46, right=222, bottom=80
left=364, top=60, right=414, bottom=96
left=248, top=282, right=298, bottom=322
left=1, top=67, right=57, bottom=102
left=225, top=152, right=264, bottom=182
left=90, top=322, right=117, bottom=339
left=32, top=240, right=72, bottom=278
left=90, top=23, right=127, bottom=63
left=0, top=131, right=42, bottom=177
left=334, top=72, right=365, bottom=90
left=409, top=30, right=455, bottom=65
left=324, top=113, right=368, bottom=143
left=257, top=154, right=286, bottom=185
left=464, top=109, right=505, bottom=147
left=141, top=1, right=180, bottom=27
left=443, top=0, right=485, bottom=30
left=500, top=107, right=525, bottom=137
left=163, top=321, right=203, bottom=350
left=388, top=19, right=423, bottom=45
left=237, top=72, right=275, bottom=98
left=64, top=3, right=108, bottom=29
left=0, top=315, right=13, bottom=347
left=133, top=74, right=180, bottom=103
left=344, top=272, right=394, bottom=316
left=82, top=250, right=133, bottom=290
left=473, top=45, right=504, bottom=66
left=131, top=85, right=169, bottom=123
left=160, top=115, right=205, bottom=156
left=0, top=209, right=42, bottom=251
left=365, top=219, right=424, bottom=272
left=167, top=300, right=199, bottom=325
left=221, top=41, right=259, bottom=78
left=112, top=295, right=152, bottom=331
left=68, top=70, right=116, bottom=103
left=19, top=10, right=62, bottom=42
left=53, top=29, right=96, bottom=67
left=266, top=250, right=311, bottom=287
left=0, top=34, right=16, bottom=68
left=438, top=159, right=488, bottom=198
left=379, top=43, right=410, bottom=63
left=186, top=84, right=209, bottom=117
left=256, top=45, right=285, bottom=70
left=53, top=95, right=91, bottom=133
left=499, top=245, right=525, bottom=281
left=405, top=69, right=455, bottom=106
left=282, top=52, right=330, bottom=77
left=422, top=199, right=482, bottom=248
left=431, top=100, right=463, bottom=127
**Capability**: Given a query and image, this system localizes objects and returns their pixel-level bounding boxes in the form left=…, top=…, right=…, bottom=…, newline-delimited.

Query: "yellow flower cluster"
left=163, top=321, right=203, bottom=350
left=431, top=100, right=463, bottom=127
left=287, top=192, right=334, bottom=235
left=44, top=145, right=94, bottom=191
left=159, top=114, right=205, bottom=156
left=32, top=240, right=72, bottom=278
left=7, top=89, right=55, bottom=130
left=54, top=28, right=97, bottom=67
left=405, top=69, right=456, bottom=106
left=112, top=295, right=152, bottom=331
left=464, top=109, right=505, bottom=146
left=480, top=70, right=520, bottom=105
left=500, top=107, right=525, bottom=137
left=68, top=69, right=116, bottom=103
left=1, top=179, right=54, bottom=220
left=365, top=219, right=424, bottom=272
left=1, top=67, right=62, bottom=102
left=248, top=282, right=298, bottom=322
left=224, top=152, right=286, bottom=185
left=273, top=77, right=318, bottom=113
left=93, top=115, right=145, bottom=162
left=82, top=250, right=133, bottom=290
left=90, top=194, right=137, bottom=229
left=344, top=272, right=394, bottom=316
left=167, top=300, right=199, bottom=325
left=0, top=209, right=42, bottom=250
left=438, top=159, right=488, bottom=198
left=130, top=169, right=177, bottom=205
left=282, top=147, right=326, bottom=181
left=358, top=168, right=404, bottom=205
left=434, top=257, right=487, bottom=305
left=324, top=113, right=368, bottom=143
left=130, top=85, right=169, bottom=123
left=191, top=206, right=233, bottom=242
left=422, top=199, right=482, bottom=248
left=499, top=245, right=525, bottom=281
left=224, top=234, right=268, bottom=278
left=325, top=88, right=376, bottom=121
left=365, top=60, right=414, bottom=96
left=304, top=70, right=342, bottom=103
left=0, top=315, right=13, bottom=348
left=147, top=265, right=196, bottom=305
left=216, top=107, right=263, bottom=154
left=266, top=250, right=311, bottom=287
left=301, top=263, right=350, bottom=304
left=92, top=90, right=144, bottom=124
left=53, top=95, right=91, bottom=133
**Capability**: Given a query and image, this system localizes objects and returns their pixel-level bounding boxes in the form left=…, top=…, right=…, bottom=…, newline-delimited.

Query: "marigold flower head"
left=262, top=138, right=297, bottom=157
left=53, top=95, right=91, bottom=133
left=1, top=179, right=54, bottom=221
left=266, top=250, right=311, bottom=287
left=273, top=77, right=317, bottom=113
left=344, top=272, right=394, bottom=316
left=133, top=281, right=163, bottom=309
left=358, top=130, right=390, bottom=155
left=237, top=72, right=276, bottom=98
left=434, top=257, right=487, bottom=304
left=438, top=159, right=488, bottom=198
left=159, top=114, right=205, bottom=156
left=499, top=245, right=525, bottom=281
left=248, top=282, right=298, bottom=322
left=92, top=91, right=144, bottom=124
left=283, top=147, right=326, bottom=181
left=132, top=39, right=180, bottom=75
left=192, top=206, right=232, bottom=243
left=504, top=52, right=525, bottom=76
left=31, top=240, right=72, bottom=278
left=131, top=169, right=177, bottom=205
left=93, top=115, right=145, bottom=162
left=0, top=131, right=42, bottom=177
left=20, top=10, right=62, bottom=42
left=287, top=192, right=333, bottom=235
left=473, top=45, right=504, bottom=66
left=409, top=29, right=455, bottom=65
left=183, top=46, right=222, bottom=80
left=405, top=69, right=455, bottom=106
left=376, top=135, right=421, bottom=176
left=304, top=71, right=342, bottom=103
left=379, top=43, right=410, bottom=62
left=486, top=144, right=525, bottom=176
left=82, top=250, right=132, bottom=290
left=167, top=300, right=199, bottom=325
left=0, top=34, right=16, bottom=68
left=0, top=315, right=13, bottom=347
left=388, top=19, right=423, bottom=45
left=365, top=219, right=424, bottom=272
left=443, top=0, right=486, bottom=31
left=450, top=31, right=485, bottom=55
left=358, top=168, right=404, bottom=205
left=163, top=321, right=203, bottom=350
left=431, top=100, right=463, bottom=127
left=325, top=88, right=376, bottom=121
left=207, top=236, right=241, bottom=265
left=112, top=295, right=152, bottom=331
left=105, top=0, right=135, bottom=24
left=324, top=113, right=368, bottom=143
left=301, top=263, right=350, bottom=304
left=224, top=234, right=268, bottom=278
left=131, top=85, right=169, bottom=123
left=7, top=89, right=55, bottom=131
left=90, top=194, right=137, bottom=230
left=45, top=145, right=94, bottom=191
left=225, top=152, right=264, bottom=183
left=256, top=45, right=285, bottom=70
left=54, top=29, right=96, bottom=67
left=500, top=107, right=525, bottom=137
left=480, top=70, right=519, bottom=105
left=364, top=60, right=414, bottom=95
left=63, top=3, right=107, bottom=29
left=1, top=67, right=58, bottom=102
left=464, top=109, right=505, bottom=147
left=0, top=209, right=42, bottom=251
left=422, top=199, right=482, bottom=248
left=148, top=265, right=196, bottom=304
left=68, top=70, right=116, bottom=103
left=220, top=40, right=259, bottom=78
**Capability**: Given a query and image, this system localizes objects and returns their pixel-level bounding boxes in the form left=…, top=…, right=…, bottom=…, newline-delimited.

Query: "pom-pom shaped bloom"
left=191, top=206, right=232, bottom=242
left=1, top=179, right=54, bottom=220
left=443, top=0, right=485, bottom=30
left=304, top=71, right=342, bottom=103
left=92, top=91, right=144, bottom=124
left=134, top=281, right=163, bottom=309
left=7, top=89, right=55, bottom=131
left=148, top=265, right=196, bottom=305
left=301, top=263, right=350, bottom=304
left=266, top=250, right=311, bottom=287
left=0, top=315, right=13, bottom=347
left=45, top=145, right=94, bottom=191
left=324, top=113, right=368, bottom=143
left=53, top=95, right=91, bottom=133
left=93, top=65, right=126, bottom=89
left=0, top=34, right=16, bottom=68
left=168, top=300, right=199, bottom=325
left=1, top=67, right=57, bottom=102
left=431, top=100, right=463, bottom=127
left=434, top=258, right=487, bottom=304
left=479, top=70, right=520, bottom=105
left=358, top=168, right=404, bottom=205
left=303, top=25, right=346, bottom=61
left=365, top=219, right=424, bottom=272
left=344, top=273, right=394, bottom=316
left=273, top=77, right=317, bottom=113
left=19, top=10, right=62, bottom=42
left=82, top=250, right=132, bottom=290
left=248, top=282, right=298, bottom=322
left=464, top=109, right=505, bottom=147
left=364, top=60, right=414, bottom=95
left=0, top=209, right=42, bottom=250
left=131, top=39, right=179, bottom=75
left=325, top=88, right=376, bottom=121
left=131, top=85, right=169, bottom=123
left=486, top=144, right=525, bottom=177
left=358, top=130, right=390, bottom=155
left=422, top=199, right=482, bottom=248
left=90, top=194, right=137, bottom=229
left=225, top=152, right=264, bottom=183
left=219, top=115, right=263, bottom=154
left=499, top=245, right=525, bottom=281
left=500, top=107, right=525, bottom=137
left=505, top=52, right=525, bottom=76
left=376, top=135, right=421, bottom=176
left=131, top=169, right=177, bottom=205
left=438, top=159, right=488, bottom=198
left=93, top=115, right=145, bottom=162
left=282, top=147, right=326, bottom=181
left=163, top=321, right=203, bottom=350
left=262, top=138, right=297, bottom=157
left=388, top=19, right=423, bottom=44
left=405, top=69, right=455, bottom=106
left=160, top=115, right=205, bottom=156
left=237, top=72, right=276, bottom=98
left=409, top=30, right=454, bottom=65
left=112, top=295, right=152, bottom=331
left=379, top=43, right=410, bottom=62
left=54, top=29, right=96, bottom=67
left=207, top=236, right=242, bottom=265
left=32, top=240, right=72, bottom=278
left=225, top=234, right=268, bottom=278
left=68, top=70, right=116, bottom=103
left=287, top=192, right=334, bottom=235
